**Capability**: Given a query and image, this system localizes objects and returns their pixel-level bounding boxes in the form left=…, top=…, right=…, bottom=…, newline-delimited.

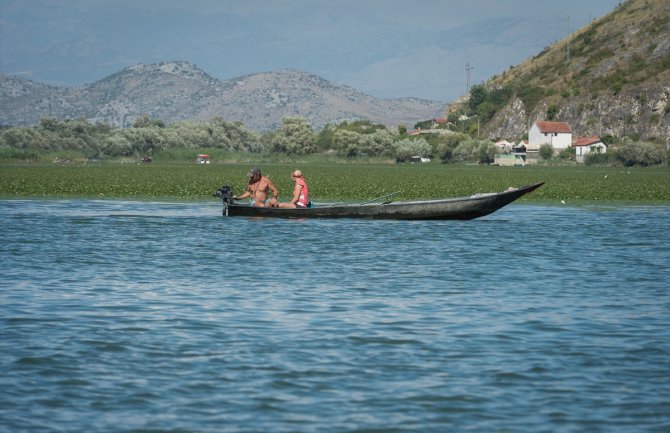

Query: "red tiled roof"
left=535, top=121, right=572, bottom=133
left=573, top=136, right=602, bottom=147
left=433, top=117, right=449, bottom=124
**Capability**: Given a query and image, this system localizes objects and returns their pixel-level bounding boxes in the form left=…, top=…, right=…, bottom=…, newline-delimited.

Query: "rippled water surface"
left=1, top=199, right=669, bottom=433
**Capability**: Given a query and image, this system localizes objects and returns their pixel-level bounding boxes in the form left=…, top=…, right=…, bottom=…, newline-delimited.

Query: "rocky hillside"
left=464, top=0, right=670, bottom=145
left=0, top=61, right=445, bottom=131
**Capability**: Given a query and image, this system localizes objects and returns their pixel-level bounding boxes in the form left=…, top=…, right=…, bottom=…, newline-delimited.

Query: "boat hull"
left=220, top=182, right=544, bottom=220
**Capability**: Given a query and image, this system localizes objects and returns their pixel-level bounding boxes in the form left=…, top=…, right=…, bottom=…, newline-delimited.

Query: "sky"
left=0, top=0, right=623, bottom=102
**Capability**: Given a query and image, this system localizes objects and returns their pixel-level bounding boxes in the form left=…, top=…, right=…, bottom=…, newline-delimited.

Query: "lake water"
left=1, top=199, right=669, bottom=433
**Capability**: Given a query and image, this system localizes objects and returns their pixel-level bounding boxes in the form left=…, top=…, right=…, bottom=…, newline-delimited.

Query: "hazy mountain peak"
left=0, top=64, right=446, bottom=130
left=120, top=61, right=214, bottom=81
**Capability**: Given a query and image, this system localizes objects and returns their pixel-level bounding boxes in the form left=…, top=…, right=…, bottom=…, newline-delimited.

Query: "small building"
left=493, top=139, right=524, bottom=166
left=494, top=140, right=513, bottom=153
left=493, top=153, right=526, bottom=166
left=511, top=140, right=528, bottom=163
left=196, top=154, right=210, bottom=164
left=573, top=136, right=606, bottom=163
left=528, top=121, right=573, bottom=151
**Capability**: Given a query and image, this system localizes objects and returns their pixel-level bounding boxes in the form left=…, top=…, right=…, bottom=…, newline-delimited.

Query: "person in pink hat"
left=279, top=169, right=311, bottom=208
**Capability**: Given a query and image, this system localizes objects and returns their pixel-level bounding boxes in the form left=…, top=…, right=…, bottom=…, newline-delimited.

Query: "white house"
left=528, top=121, right=573, bottom=151
left=573, top=136, right=607, bottom=163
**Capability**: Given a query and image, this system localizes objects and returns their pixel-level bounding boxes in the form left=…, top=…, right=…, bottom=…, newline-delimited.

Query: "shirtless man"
left=233, top=167, right=279, bottom=207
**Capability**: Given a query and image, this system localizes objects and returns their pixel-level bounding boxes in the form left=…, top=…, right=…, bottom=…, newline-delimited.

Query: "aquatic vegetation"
left=0, top=162, right=668, bottom=203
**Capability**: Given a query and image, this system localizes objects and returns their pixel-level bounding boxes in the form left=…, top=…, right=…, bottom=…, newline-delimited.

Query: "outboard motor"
left=213, top=185, right=235, bottom=216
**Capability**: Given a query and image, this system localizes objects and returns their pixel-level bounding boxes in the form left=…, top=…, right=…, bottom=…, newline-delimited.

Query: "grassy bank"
left=1, top=161, right=669, bottom=204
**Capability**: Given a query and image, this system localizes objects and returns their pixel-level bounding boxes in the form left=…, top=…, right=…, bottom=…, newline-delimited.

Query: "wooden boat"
left=213, top=182, right=543, bottom=220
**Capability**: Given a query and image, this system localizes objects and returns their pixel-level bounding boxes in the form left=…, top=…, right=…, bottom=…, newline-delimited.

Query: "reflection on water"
left=1, top=199, right=669, bottom=432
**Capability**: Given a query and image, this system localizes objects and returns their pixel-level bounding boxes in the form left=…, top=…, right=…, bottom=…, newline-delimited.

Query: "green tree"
left=271, top=116, right=316, bottom=154
left=165, top=121, right=215, bottom=148
left=452, top=139, right=496, bottom=164
left=101, top=131, right=133, bottom=157
left=209, top=117, right=263, bottom=152
left=133, top=114, right=165, bottom=128
left=393, top=138, right=431, bottom=162
left=0, top=127, right=46, bottom=150
left=584, top=151, right=614, bottom=166
left=436, top=133, right=468, bottom=163
left=468, top=84, right=488, bottom=113
left=477, top=102, right=497, bottom=121
left=122, top=128, right=166, bottom=156
left=39, top=117, right=63, bottom=132
left=360, top=130, right=395, bottom=156
left=318, top=121, right=392, bottom=155
left=617, top=141, right=665, bottom=166
left=333, top=130, right=363, bottom=157
left=316, top=123, right=338, bottom=151
left=515, top=82, right=545, bottom=112
left=539, top=143, right=554, bottom=160
left=546, top=104, right=559, bottom=121
left=558, top=147, right=576, bottom=160
left=447, top=111, right=461, bottom=124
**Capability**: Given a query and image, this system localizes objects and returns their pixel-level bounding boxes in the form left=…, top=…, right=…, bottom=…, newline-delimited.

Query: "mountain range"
left=0, top=1, right=622, bottom=102
left=2, top=0, right=668, bottom=142
left=0, top=63, right=445, bottom=131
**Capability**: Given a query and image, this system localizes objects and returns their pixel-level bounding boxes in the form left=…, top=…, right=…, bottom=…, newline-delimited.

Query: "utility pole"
left=465, top=62, right=473, bottom=97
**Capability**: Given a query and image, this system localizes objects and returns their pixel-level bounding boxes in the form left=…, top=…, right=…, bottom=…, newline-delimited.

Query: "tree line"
left=0, top=113, right=665, bottom=166
left=0, top=115, right=488, bottom=164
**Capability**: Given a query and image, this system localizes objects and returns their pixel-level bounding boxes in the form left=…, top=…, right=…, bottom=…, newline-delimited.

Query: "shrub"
left=393, top=138, right=431, bottom=162
left=584, top=151, right=616, bottom=166
left=0, top=145, right=40, bottom=160
left=0, top=127, right=46, bottom=150
left=452, top=139, right=496, bottom=164
left=270, top=116, right=316, bottom=154
left=477, top=101, right=498, bottom=121
left=515, top=83, right=545, bottom=112
left=539, top=143, right=554, bottom=160
left=436, top=133, right=469, bottom=163
left=558, top=147, right=576, bottom=160
left=102, top=132, right=133, bottom=157
left=616, top=141, right=665, bottom=166
left=466, top=84, right=513, bottom=122
left=317, top=120, right=389, bottom=152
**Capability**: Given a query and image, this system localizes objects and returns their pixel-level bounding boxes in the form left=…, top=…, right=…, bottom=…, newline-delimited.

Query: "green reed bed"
left=1, top=162, right=669, bottom=204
